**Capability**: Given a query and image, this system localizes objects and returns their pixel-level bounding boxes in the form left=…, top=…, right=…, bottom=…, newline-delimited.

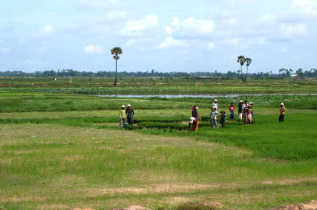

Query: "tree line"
left=0, top=69, right=316, bottom=79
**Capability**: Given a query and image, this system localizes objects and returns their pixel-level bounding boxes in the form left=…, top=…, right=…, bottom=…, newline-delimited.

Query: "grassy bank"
left=0, top=89, right=316, bottom=209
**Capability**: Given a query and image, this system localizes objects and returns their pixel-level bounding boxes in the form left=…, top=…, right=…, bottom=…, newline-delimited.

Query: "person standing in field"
left=191, top=105, right=199, bottom=131
left=229, top=102, right=235, bottom=120
left=247, top=104, right=253, bottom=124
left=126, top=104, right=135, bottom=126
left=243, top=101, right=249, bottom=124
left=210, top=106, right=218, bottom=128
left=212, top=99, right=218, bottom=110
left=238, top=100, right=243, bottom=122
left=119, top=105, right=126, bottom=127
left=220, top=111, right=226, bottom=128
left=279, top=103, right=286, bottom=123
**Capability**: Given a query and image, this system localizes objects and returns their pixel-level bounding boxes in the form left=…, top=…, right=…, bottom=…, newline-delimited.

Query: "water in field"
left=95, top=93, right=316, bottom=98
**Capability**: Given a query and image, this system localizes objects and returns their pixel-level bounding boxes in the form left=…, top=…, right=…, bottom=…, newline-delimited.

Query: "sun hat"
left=122, top=105, right=125, bottom=108
left=214, top=99, right=217, bottom=102
left=240, top=100, right=243, bottom=103
left=127, top=104, right=131, bottom=107
left=250, top=102, right=253, bottom=105
left=280, top=103, right=284, bottom=106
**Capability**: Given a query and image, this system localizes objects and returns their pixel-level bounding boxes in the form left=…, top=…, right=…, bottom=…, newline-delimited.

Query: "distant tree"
left=296, top=68, right=304, bottom=79
left=111, top=47, right=122, bottom=86
left=237, top=55, right=245, bottom=81
left=279, top=68, right=285, bottom=77
left=245, top=58, right=252, bottom=81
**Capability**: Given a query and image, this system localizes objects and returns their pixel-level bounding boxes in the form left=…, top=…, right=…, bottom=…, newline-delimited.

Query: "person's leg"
left=282, top=115, right=284, bottom=122
left=191, top=122, right=196, bottom=131
left=279, top=115, right=282, bottom=123
left=210, top=119, right=213, bottom=128
left=195, top=121, right=199, bottom=131
left=215, top=119, right=218, bottom=128
left=119, top=118, right=122, bottom=127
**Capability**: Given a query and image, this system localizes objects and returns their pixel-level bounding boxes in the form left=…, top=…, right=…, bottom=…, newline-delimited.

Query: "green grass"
left=1, top=77, right=316, bottom=95
left=0, top=86, right=316, bottom=209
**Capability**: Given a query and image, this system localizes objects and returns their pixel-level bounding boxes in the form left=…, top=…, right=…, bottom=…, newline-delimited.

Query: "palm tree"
left=111, top=47, right=122, bottom=86
left=237, top=55, right=245, bottom=78
left=245, top=58, right=252, bottom=81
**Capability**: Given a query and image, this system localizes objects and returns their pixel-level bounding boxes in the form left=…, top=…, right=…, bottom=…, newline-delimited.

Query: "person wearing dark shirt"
left=220, top=111, right=226, bottom=128
left=238, top=100, right=243, bottom=122
left=126, top=104, right=135, bottom=126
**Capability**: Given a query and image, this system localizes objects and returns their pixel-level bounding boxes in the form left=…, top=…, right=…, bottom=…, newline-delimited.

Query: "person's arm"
left=132, top=109, right=135, bottom=115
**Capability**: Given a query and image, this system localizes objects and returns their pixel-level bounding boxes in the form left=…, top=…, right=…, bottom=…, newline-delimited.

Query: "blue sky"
left=0, top=0, right=316, bottom=73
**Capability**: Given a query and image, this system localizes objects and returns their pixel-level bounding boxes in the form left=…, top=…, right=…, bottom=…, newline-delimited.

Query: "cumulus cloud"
left=39, top=25, right=55, bottom=36
left=292, top=0, right=316, bottom=10
left=84, top=44, right=104, bottom=54
left=120, top=15, right=158, bottom=37
left=158, top=37, right=190, bottom=49
left=166, top=17, right=215, bottom=39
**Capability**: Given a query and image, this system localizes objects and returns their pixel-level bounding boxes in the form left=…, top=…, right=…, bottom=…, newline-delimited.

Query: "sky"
left=0, top=0, right=316, bottom=73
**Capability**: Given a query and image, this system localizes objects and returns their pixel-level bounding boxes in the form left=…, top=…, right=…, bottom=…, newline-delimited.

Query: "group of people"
left=119, top=104, right=135, bottom=127
left=188, top=99, right=255, bottom=131
left=118, top=99, right=287, bottom=130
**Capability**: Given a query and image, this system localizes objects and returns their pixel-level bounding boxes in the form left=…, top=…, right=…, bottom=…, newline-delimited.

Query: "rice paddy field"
left=0, top=77, right=316, bottom=209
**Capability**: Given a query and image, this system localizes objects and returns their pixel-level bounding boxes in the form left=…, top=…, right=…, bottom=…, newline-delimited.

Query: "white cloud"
left=39, top=25, right=55, bottom=36
left=206, top=42, right=215, bottom=50
left=280, top=23, right=307, bottom=36
left=120, top=15, right=158, bottom=37
left=0, top=47, right=10, bottom=54
left=292, top=0, right=315, bottom=10
left=84, top=44, right=104, bottom=54
left=167, top=17, right=215, bottom=39
left=158, top=37, right=190, bottom=49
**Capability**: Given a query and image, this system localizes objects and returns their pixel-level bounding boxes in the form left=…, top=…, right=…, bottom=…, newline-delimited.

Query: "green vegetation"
left=0, top=78, right=316, bottom=209
left=0, top=77, right=316, bottom=95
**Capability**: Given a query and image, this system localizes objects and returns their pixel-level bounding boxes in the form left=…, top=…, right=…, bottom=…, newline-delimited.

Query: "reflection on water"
left=95, top=93, right=316, bottom=98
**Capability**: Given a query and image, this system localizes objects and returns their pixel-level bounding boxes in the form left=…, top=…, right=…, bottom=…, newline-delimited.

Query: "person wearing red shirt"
left=229, top=102, right=235, bottom=120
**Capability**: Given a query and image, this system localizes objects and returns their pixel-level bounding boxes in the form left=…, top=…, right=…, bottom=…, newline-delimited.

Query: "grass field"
left=0, top=78, right=316, bottom=209
left=1, top=77, right=316, bottom=95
